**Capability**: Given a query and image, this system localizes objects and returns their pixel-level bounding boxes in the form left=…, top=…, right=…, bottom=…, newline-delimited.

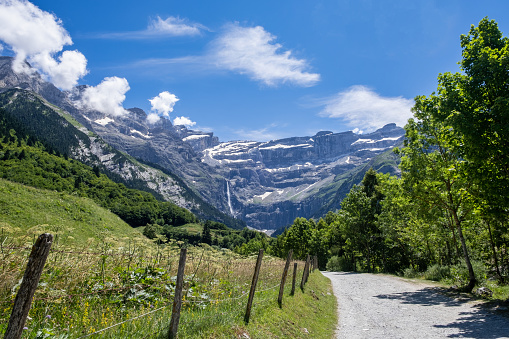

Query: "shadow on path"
left=375, top=287, right=509, bottom=338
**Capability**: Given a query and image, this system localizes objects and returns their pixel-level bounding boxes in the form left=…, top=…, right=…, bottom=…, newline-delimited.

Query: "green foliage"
left=0, top=139, right=197, bottom=229
left=0, top=178, right=153, bottom=248
left=326, top=255, right=355, bottom=272
left=437, top=18, right=509, bottom=213
left=424, top=264, right=451, bottom=282
left=143, top=223, right=163, bottom=239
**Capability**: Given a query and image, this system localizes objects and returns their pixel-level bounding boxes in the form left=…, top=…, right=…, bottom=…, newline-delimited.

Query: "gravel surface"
left=322, top=271, right=509, bottom=338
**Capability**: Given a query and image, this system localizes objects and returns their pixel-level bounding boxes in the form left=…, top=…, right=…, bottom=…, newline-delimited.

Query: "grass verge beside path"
left=246, top=270, right=337, bottom=338
left=179, top=270, right=337, bottom=339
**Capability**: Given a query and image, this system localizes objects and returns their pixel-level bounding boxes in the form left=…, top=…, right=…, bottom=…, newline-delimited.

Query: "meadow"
left=0, top=179, right=336, bottom=338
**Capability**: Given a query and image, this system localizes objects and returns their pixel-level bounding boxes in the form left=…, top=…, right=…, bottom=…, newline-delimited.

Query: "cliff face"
left=199, top=124, right=404, bottom=230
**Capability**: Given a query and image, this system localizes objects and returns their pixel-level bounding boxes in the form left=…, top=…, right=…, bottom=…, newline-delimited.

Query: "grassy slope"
left=0, top=178, right=152, bottom=249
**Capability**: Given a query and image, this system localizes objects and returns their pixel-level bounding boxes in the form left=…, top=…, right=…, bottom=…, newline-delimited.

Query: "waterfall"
left=226, top=179, right=235, bottom=216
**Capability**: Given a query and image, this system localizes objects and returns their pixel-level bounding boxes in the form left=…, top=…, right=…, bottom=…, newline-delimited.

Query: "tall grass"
left=0, top=234, right=297, bottom=338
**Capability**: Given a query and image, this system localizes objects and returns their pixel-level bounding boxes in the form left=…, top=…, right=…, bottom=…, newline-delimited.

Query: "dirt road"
left=322, top=271, right=509, bottom=338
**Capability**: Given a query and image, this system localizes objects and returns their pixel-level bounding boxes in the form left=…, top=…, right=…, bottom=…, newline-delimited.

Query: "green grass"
left=174, top=223, right=203, bottom=234
left=0, top=178, right=152, bottom=249
left=152, top=269, right=337, bottom=339
left=241, top=271, right=337, bottom=339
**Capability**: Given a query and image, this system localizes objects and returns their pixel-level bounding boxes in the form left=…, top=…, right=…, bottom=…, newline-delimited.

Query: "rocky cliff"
left=198, top=124, right=404, bottom=230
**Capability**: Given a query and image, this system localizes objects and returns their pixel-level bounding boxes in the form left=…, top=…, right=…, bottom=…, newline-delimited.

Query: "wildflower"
left=46, top=315, right=51, bottom=319
left=23, top=327, right=28, bottom=330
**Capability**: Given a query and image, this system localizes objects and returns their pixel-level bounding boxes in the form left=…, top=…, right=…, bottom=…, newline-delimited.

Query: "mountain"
left=0, top=57, right=244, bottom=229
left=0, top=56, right=404, bottom=231
left=199, top=124, right=404, bottom=230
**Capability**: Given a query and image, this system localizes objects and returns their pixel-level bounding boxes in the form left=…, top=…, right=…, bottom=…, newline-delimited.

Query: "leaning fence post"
left=244, top=249, right=264, bottom=324
left=4, top=233, right=53, bottom=339
left=300, top=254, right=310, bottom=290
left=278, top=250, right=293, bottom=307
left=290, top=262, right=298, bottom=296
left=169, top=247, right=187, bottom=339
left=304, top=254, right=311, bottom=283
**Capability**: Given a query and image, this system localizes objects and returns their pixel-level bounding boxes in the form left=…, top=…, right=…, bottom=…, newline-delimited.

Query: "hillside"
left=0, top=178, right=152, bottom=249
left=0, top=85, right=245, bottom=229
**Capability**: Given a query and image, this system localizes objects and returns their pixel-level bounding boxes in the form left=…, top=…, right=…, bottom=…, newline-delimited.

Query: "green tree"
left=431, top=18, right=509, bottom=214
left=201, top=221, right=212, bottom=245
left=401, top=107, right=477, bottom=291
left=335, top=169, right=386, bottom=272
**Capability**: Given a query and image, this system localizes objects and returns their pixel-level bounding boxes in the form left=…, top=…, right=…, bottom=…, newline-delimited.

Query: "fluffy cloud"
left=319, top=86, right=414, bottom=132
left=173, top=116, right=196, bottom=127
left=149, top=91, right=179, bottom=117
left=146, top=113, right=161, bottom=124
left=0, top=0, right=87, bottom=89
left=79, top=77, right=130, bottom=116
left=210, top=23, right=320, bottom=87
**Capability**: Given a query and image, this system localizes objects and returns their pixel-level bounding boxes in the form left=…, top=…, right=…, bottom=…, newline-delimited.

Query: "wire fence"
left=0, top=235, right=311, bottom=338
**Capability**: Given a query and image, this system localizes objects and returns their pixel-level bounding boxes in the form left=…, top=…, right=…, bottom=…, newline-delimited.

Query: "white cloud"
left=148, top=16, right=206, bottom=36
left=173, top=116, right=196, bottom=127
left=30, top=50, right=87, bottom=90
left=209, top=23, right=320, bottom=87
left=319, top=86, right=414, bottom=132
left=149, top=91, right=179, bottom=118
left=79, top=77, right=130, bottom=116
left=0, top=0, right=87, bottom=90
left=146, top=112, right=161, bottom=124
left=98, top=16, right=207, bottom=39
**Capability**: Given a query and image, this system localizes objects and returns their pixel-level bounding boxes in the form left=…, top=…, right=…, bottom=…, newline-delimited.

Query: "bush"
left=403, top=266, right=419, bottom=278
left=450, top=260, right=487, bottom=285
left=326, top=255, right=355, bottom=272
left=424, top=264, right=451, bottom=281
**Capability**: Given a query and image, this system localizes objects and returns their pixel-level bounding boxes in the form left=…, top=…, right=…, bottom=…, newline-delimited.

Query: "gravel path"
left=322, top=271, right=509, bottom=338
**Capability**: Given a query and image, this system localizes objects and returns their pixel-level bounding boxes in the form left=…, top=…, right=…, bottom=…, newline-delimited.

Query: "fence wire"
left=1, top=244, right=307, bottom=338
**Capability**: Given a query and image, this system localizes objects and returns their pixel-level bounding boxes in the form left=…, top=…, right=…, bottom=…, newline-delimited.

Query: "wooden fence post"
left=300, top=254, right=310, bottom=290
left=290, top=262, right=298, bottom=296
left=169, top=247, right=187, bottom=339
left=277, top=250, right=293, bottom=307
left=244, top=249, right=264, bottom=324
left=4, top=233, right=53, bottom=339
left=304, top=254, right=311, bottom=284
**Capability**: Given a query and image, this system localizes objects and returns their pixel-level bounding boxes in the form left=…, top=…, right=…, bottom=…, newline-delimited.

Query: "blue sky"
left=1, top=0, right=508, bottom=141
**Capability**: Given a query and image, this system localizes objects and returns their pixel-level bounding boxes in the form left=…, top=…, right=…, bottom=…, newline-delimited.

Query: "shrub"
left=424, top=264, right=451, bottom=281
left=403, top=266, right=419, bottom=278
left=326, top=255, right=355, bottom=272
left=450, top=260, right=487, bottom=285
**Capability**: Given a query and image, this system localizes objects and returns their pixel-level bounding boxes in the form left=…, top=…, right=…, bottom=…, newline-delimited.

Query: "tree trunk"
left=451, top=210, right=476, bottom=292
left=486, top=219, right=503, bottom=282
